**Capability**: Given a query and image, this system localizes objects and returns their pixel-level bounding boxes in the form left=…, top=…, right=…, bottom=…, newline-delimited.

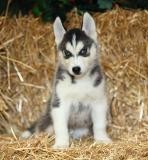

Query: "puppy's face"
left=58, top=29, right=97, bottom=78
left=53, top=13, right=98, bottom=78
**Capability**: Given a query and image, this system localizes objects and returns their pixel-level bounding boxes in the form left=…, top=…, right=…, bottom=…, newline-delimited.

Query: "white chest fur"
left=56, top=73, right=105, bottom=105
left=52, top=72, right=109, bottom=142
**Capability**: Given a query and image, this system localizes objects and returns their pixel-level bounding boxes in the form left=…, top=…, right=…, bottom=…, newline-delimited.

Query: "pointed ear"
left=53, top=17, right=66, bottom=46
left=82, top=12, right=97, bottom=42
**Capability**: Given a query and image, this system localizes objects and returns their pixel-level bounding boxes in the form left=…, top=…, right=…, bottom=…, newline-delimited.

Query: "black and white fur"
left=22, top=13, right=111, bottom=148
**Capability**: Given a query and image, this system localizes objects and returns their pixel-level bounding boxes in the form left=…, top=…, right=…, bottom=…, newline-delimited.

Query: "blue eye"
left=63, top=50, right=73, bottom=59
left=79, top=48, right=88, bottom=57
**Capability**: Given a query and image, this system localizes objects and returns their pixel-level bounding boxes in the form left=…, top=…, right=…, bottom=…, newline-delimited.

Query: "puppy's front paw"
left=94, top=133, right=112, bottom=144
left=52, top=142, right=69, bottom=149
left=52, top=137, right=69, bottom=149
left=95, top=137, right=112, bottom=144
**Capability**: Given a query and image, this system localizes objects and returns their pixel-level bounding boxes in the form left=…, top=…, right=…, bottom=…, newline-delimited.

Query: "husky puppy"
left=22, top=13, right=111, bottom=148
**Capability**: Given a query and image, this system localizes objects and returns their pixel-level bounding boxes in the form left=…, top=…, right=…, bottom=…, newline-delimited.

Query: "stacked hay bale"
left=0, top=16, right=55, bottom=134
left=0, top=8, right=148, bottom=159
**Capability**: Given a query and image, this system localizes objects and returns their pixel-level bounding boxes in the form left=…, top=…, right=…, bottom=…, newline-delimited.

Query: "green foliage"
left=0, top=0, right=147, bottom=22
left=97, top=0, right=115, bottom=9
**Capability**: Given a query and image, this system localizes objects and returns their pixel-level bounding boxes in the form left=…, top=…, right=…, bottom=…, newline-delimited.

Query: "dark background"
left=0, top=0, right=148, bottom=22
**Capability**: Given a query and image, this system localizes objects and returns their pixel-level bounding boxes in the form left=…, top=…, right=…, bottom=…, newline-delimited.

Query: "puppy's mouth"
left=69, top=71, right=85, bottom=79
left=74, top=74, right=83, bottom=78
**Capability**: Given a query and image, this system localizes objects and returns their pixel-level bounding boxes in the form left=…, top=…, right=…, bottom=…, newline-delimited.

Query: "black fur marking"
left=78, top=47, right=90, bottom=57
left=68, top=103, right=92, bottom=129
left=56, top=66, right=76, bottom=84
left=38, top=113, right=52, bottom=131
left=56, top=67, right=65, bottom=81
left=52, top=92, right=60, bottom=107
left=68, top=72, right=76, bottom=84
left=90, top=65, right=100, bottom=75
left=90, top=64, right=103, bottom=87
left=28, top=122, right=37, bottom=134
left=94, top=75, right=102, bottom=86
left=78, top=102, right=85, bottom=112
left=59, top=28, right=93, bottom=52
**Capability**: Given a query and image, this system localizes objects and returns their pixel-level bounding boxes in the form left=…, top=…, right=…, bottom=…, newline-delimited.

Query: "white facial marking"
left=75, top=41, right=84, bottom=54
left=66, top=42, right=74, bottom=54
left=65, top=40, right=84, bottom=56
left=72, top=34, right=76, bottom=49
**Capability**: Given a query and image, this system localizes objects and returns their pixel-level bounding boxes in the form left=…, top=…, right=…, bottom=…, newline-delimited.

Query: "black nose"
left=72, top=66, right=81, bottom=75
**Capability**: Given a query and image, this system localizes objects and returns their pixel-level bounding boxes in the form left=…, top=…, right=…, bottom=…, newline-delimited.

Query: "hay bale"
left=0, top=8, right=148, bottom=159
left=0, top=16, right=55, bottom=134
left=0, top=135, right=148, bottom=159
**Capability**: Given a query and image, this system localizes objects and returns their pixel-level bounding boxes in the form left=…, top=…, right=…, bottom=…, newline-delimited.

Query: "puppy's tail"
left=21, top=122, right=37, bottom=139
left=21, top=113, right=53, bottom=139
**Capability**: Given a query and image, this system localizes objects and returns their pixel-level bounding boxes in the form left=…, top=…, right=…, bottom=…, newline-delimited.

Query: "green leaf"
left=32, top=6, right=42, bottom=17
left=97, top=0, right=114, bottom=9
